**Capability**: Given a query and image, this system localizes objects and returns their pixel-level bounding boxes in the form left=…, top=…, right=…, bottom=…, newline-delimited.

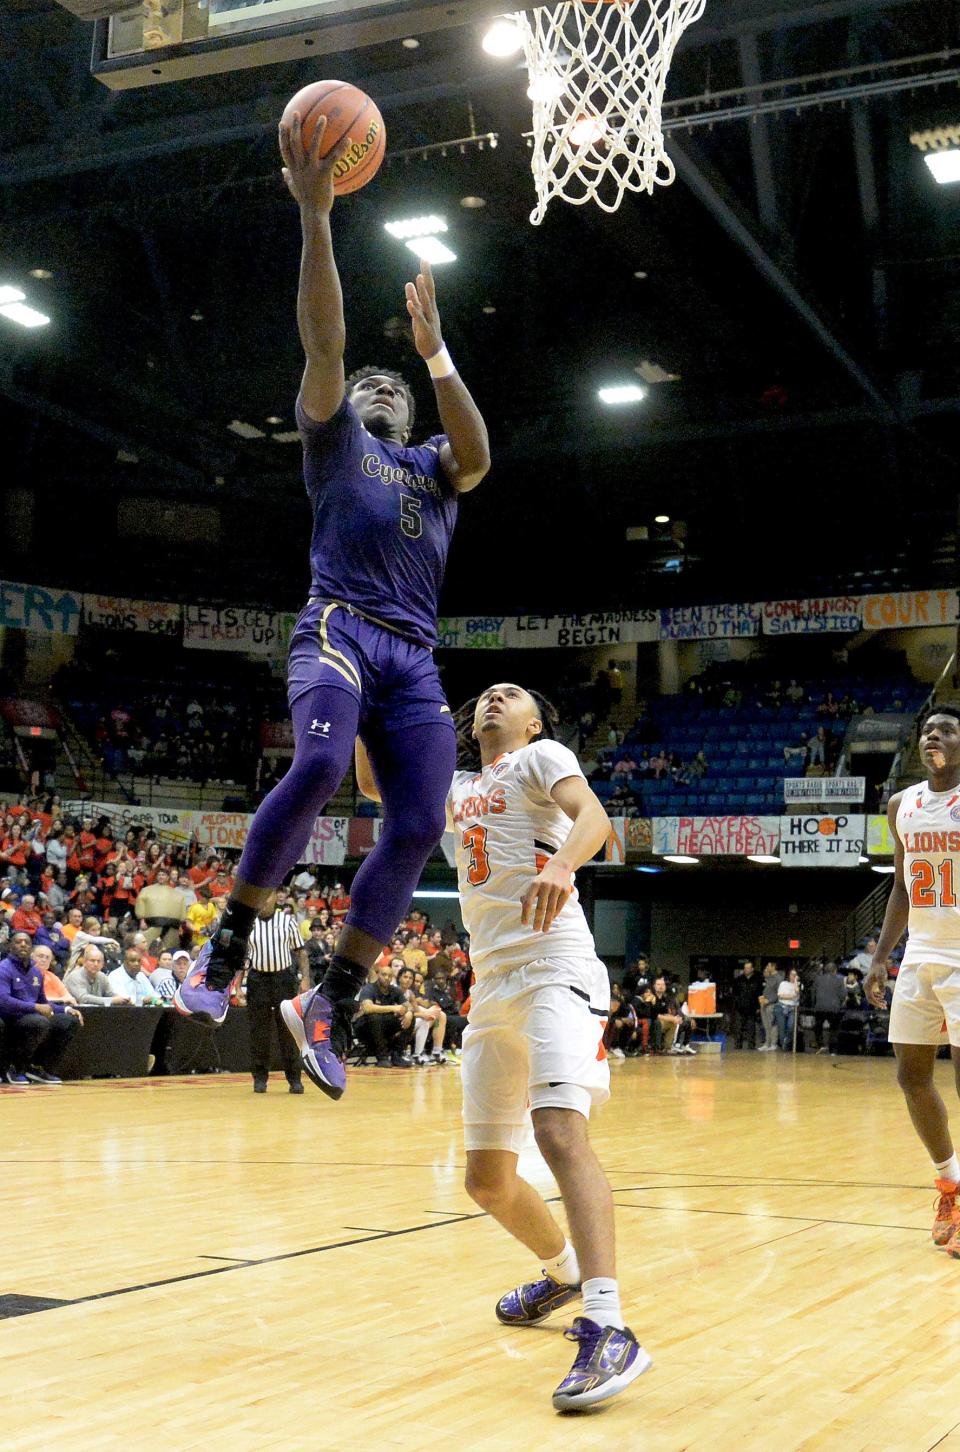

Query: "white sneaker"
left=683, top=1045, right=698, bottom=1055
left=610, top=1047, right=626, bottom=1060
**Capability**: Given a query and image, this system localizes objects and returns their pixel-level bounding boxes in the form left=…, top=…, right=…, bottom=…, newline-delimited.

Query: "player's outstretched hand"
left=279, top=112, right=352, bottom=214
left=405, top=259, right=444, bottom=360
left=521, top=860, right=573, bottom=935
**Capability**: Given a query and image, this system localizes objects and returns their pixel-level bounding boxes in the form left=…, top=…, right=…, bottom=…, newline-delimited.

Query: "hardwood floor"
left=3, top=1051, right=960, bottom=1452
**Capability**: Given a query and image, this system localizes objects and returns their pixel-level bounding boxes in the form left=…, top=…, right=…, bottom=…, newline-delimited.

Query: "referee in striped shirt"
left=245, top=892, right=308, bottom=1093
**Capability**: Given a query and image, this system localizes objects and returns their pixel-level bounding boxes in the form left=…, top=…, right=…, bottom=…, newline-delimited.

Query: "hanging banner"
left=784, top=777, right=866, bottom=803
left=62, top=800, right=195, bottom=842
left=436, top=617, right=507, bottom=650
left=677, top=816, right=780, bottom=856
left=762, top=598, right=861, bottom=635
left=347, top=817, right=383, bottom=859
left=504, top=611, right=659, bottom=649
left=862, top=590, right=958, bottom=630
left=0, top=580, right=82, bottom=635
left=658, top=603, right=761, bottom=641
left=867, top=813, right=896, bottom=855
left=183, top=605, right=289, bottom=654
left=83, top=595, right=181, bottom=636
left=779, top=815, right=866, bottom=866
left=604, top=818, right=627, bottom=863
left=191, top=810, right=254, bottom=851
left=652, top=818, right=680, bottom=855
left=300, top=815, right=350, bottom=866
left=625, top=818, right=653, bottom=852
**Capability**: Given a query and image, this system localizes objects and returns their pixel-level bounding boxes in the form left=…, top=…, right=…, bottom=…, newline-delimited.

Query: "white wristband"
left=426, top=345, right=455, bottom=380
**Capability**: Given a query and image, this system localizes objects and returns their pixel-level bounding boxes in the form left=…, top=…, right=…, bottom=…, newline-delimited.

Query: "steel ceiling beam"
left=737, top=32, right=780, bottom=235
left=667, top=137, right=896, bottom=421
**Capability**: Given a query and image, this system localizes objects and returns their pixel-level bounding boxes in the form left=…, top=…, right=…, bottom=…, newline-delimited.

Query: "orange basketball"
left=280, top=80, right=386, bottom=196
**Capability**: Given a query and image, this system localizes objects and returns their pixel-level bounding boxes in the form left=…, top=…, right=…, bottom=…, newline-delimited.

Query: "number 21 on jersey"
left=461, top=825, right=491, bottom=885
left=910, top=858, right=958, bottom=907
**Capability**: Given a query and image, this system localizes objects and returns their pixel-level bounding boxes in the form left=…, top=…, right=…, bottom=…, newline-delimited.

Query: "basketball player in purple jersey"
left=175, top=110, right=490, bottom=1099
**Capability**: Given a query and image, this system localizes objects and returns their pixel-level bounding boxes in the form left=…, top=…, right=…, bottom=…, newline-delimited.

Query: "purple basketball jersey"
left=296, top=395, right=458, bottom=648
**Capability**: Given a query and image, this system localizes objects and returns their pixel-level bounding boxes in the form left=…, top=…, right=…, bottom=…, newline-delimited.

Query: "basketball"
left=280, top=80, right=386, bottom=196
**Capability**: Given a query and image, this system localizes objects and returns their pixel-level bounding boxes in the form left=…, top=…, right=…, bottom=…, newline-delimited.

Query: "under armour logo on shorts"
left=309, top=720, right=331, bottom=737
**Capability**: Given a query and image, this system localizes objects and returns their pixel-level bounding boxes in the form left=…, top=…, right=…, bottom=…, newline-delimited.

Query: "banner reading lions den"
left=779, top=815, right=865, bottom=866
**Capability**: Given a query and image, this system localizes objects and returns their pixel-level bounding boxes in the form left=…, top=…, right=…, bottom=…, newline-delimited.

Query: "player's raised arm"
left=405, top=259, right=490, bottom=494
left=866, top=790, right=909, bottom=1006
left=521, top=775, right=610, bottom=934
left=279, top=111, right=353, bottom=424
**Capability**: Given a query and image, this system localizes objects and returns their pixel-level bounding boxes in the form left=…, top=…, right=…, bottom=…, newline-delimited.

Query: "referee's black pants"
left=246, top=968, right=301, bottom=1084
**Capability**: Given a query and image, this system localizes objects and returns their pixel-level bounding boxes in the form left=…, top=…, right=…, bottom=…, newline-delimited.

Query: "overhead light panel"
left=384, top=215, right=447, bottom=240
left=271, top=431, right=301, bottom=444
left=924, top=150, right=960, bottom=184
left=598, top=384, right=646, bottom=406
left=747, top=854, right=781, bottom=864
left=1, top=302, right=49, bottom=328
left=404, top=236, right=456, bottom=264
left=654, top=514, right=670, bottom=524
left=227, top=419, right=265, bottom=439
left=662, top=854, right=699, bottom=865
left=0, top=286, right=26, bottom=306
left=482, top=18, right=524, bottom=56
left=412, top=889, right=461, bottom=899
left=871, top=864, right=895, bottom=874
left=29, top=268, right=52, bottom=280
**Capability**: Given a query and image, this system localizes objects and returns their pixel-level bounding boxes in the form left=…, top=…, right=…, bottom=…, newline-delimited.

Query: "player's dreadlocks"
left=454, top=688, right=561, bottom=771
left=344, top=365, right=416, bottom=432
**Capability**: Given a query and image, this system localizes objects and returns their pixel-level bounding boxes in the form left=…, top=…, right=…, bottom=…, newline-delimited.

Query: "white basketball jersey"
left=447, top=740, right=598, bottom=979
left=897, top=781, right=960, bottom=969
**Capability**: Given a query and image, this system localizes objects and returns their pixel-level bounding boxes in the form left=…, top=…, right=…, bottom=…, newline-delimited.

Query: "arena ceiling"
left=1, top=0, right=958, bottom=615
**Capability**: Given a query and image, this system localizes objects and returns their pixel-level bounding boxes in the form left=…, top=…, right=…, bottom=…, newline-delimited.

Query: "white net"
left=513, top=0, right=707, bottom=224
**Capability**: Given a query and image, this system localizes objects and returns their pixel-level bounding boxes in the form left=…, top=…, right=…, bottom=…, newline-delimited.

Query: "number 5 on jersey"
left=462, top=825, right=491, bottom=885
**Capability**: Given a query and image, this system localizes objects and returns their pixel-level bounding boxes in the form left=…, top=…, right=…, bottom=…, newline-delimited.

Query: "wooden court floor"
left=4, top=1051, right=960, bottom=1452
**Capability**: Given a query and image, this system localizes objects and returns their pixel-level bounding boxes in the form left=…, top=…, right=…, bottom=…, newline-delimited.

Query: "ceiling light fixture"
left=482, top=305, right=496, bottom=314
left=598, top=384, right=646, bottom=406
left=0, top=302, right=49, bottom=328
left=190, top=310, right=204, bottom=321
left=871, top=864, right=895, bottom=875
left=401, top=36, right=419, bottom=48
left=482, top=18, right=524, bottom=56
left=747, top=854, right=781, bottom=864
left=411, top=889, right=461, bottom=899
left=662, top=854, right=699, bottom=865
left=384, top=215, right=447, bottom=240
left=265, top=415, right=282, bottom=425
left=924, top=149, right=960, bottom=184
left=459, top=195, right=486, bottom=209
left=570, top=115, right=603, bottom=146
left=654, top=514, right=670, bottom=524
left=910, top=125, right=960, bottom=184
left=404, top=236, right=456, bottom=264
left=29, top=268, right=52, bottom=280
left=527, top=70, right=566, bottom=104
left=227, top=419, right=265, bottom=439
left=0, top=286, right=25, bottom=306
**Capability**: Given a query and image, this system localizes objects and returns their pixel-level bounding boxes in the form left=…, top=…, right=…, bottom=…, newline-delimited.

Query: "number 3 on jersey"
left=462, top=825, right=491, bottom=886
left=910, top=858, right=957, bottom=908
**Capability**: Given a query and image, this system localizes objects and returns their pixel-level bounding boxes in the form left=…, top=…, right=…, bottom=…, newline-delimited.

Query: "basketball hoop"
left=512, top=0, right=707, bottom=224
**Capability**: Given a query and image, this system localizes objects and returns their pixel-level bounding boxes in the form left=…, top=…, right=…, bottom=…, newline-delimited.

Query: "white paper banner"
left=783, top=777, right=866, bottom=803
left=862, top=590, right=959, bottom=630
left=762, top=597, right=861, bottom=635
left=0, top=580, right=82, bottom=635
left=778, top=815, right=866, bottom=866
left=658, top=603, right=761, bottom=640
left=184, top=605, right=291, bottom=654
left=190, top=810, right=254, bottom=851
left=300, top=815, right=350, bottom=866
left=83, top=595, right=181, bottom=636
left=504, top=611, right=659, bottom=649
left=63, top=800, right=196, bottom=842
left=436, top=616, right=507, bottom=650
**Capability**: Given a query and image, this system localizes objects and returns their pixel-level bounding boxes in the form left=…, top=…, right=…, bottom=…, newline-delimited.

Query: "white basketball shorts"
left=461, top=955, right=611, bottom=1155
left=888, top=961, right=960, bottom=1047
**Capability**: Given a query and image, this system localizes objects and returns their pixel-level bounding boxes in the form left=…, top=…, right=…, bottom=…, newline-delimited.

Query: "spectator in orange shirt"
left=424, top=929, right=444, bottom=958
left=209, top=867, right=234, bottom=899
left=11, top=894, right=42, bottom=937
left=1, top=824, right=30, bottom=871
left=93, top=826, right=118, bottom=874
left=32, top=944, right=78, bottom=1006
left=188, top=854, right=220, bottom=890
left=60, top=907, right=84, bottom=943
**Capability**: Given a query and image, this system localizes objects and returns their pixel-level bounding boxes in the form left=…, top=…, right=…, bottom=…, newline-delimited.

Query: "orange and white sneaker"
left=932, top=1179, right=960, bottom=1247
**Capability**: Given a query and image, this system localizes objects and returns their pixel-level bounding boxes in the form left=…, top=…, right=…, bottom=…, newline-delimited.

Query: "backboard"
left=91, top=0, right=514, bottom=88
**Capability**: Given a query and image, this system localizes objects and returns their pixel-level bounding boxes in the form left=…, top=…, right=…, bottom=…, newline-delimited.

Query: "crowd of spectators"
left=0, top=791, right=476, bottom=1079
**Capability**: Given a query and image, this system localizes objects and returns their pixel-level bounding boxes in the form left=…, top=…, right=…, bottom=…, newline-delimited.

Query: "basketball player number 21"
left=462, top=825, right=491, bottom=886
left=910, top=858, right=957, bottom=908
left=399, top=494, right=422, bottom=539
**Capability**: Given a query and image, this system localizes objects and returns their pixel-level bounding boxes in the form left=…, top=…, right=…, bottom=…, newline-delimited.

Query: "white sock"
left=934, top=1152, right=960, bottom=1184
left=413, top=1019, right=431, bottom=1057
left=581, top=1277, right=624, bottom=1330
left=542, top=1239, right=581, bottom=1287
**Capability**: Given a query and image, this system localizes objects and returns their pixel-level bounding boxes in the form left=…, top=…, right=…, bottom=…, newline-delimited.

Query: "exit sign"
left=788, top=939, right=801, bottom=950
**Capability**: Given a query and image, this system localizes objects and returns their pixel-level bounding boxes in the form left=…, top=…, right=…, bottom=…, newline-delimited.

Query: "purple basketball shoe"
left=552, top=1317, right=651, bottom=1412
left=172, top=939, right=240, bottom=1027
left=280, top=988, right=348, bottom=1101
left=495, top=1274, right=581, bottom=1326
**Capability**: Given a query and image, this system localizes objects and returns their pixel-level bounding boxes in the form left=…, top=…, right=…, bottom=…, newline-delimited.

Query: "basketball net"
left=512, top=0, right=707, bottom=224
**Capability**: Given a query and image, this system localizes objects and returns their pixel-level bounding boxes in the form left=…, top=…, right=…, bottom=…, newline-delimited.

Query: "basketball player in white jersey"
left=866, top=707, right=960, bottom=1255
left=357, top=684, right=650, bottom=1411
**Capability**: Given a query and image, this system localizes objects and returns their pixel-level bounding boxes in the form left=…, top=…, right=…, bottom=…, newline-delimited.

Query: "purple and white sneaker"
left=172, top=939, right=239, bottom=1027
left=495, top=1273, right=581, bottom=1326
left=280, top=988, right=348, bottom=1101
left=552, top=1317, right=651, bottom=1411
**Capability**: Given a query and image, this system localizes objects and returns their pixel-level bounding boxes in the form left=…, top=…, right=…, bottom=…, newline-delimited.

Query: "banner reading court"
left=862, top=590, right=958, bottom=630
left=779, top=815, right=865, bottom=866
